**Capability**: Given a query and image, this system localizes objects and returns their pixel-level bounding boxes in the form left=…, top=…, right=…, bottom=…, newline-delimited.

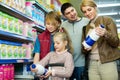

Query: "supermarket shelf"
left=15, top=75, right=34, bottom=79
left=0, top=2, right=34, bottom=22
left=33, top=1, right=49, bottom=13
left=0, top=39, right=22, bottom=46
left=0, top=2, right=46, bottom=33
left=0, top=30, right=33, bottom=43
left=33, top=25, right=45, bottom=33
left=0, top=59, right=33, bottom=64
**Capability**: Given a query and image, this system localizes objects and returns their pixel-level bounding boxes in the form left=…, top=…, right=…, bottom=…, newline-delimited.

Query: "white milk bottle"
left=31, top=64, right=47, bottom=75
left=82, top=24, right=104, bottom=49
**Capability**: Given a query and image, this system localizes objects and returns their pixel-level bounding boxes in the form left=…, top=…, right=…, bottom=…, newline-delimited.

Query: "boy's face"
left=45, top=20, right=58, bottom=33
left=64, top=7, right=78, bottom=22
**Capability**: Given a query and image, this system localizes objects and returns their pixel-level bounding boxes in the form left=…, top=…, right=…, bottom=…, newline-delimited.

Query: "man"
left=61, top=3, right=89, bottom=80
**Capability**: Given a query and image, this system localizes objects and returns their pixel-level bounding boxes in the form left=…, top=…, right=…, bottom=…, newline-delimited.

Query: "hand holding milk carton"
left=82, top=24, right=104, bottom=49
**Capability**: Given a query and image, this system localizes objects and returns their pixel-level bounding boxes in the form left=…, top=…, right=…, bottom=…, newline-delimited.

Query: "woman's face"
left=82, top=6, right=97, bottom=20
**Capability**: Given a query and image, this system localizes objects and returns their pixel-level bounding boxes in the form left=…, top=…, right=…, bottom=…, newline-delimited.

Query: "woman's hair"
left=80, top=0, right=97, bottom=12
left=45, top=11, right=61, bottom=29
left=53, top=27, right=73, bottom=54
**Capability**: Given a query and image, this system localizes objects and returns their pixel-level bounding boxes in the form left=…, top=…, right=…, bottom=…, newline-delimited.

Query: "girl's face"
left=46, top=20, right=58, bottom=33
left=82, top=6, right=97, bottom=20
left=64, top=7, right=78, bottom=21
left=54, top=36, right=67, bottom=52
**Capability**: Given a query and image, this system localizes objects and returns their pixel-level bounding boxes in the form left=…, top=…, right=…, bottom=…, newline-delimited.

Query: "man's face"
left=64, top=7, right=78, bottom=22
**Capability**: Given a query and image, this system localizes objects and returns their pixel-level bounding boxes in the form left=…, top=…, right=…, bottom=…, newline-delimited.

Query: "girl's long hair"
left=54, top=27, right=74, bottom=54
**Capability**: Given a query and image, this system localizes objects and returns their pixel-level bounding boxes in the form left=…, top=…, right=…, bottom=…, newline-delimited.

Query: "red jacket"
left=38, top=29, right=51, bottom=60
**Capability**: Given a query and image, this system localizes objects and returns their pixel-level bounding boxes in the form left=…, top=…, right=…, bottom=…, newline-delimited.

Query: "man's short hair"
left=61, top=3, right=73, bottom=15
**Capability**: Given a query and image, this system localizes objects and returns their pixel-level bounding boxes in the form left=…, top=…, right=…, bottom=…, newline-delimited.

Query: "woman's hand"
left=95, top=26, right=106, bottom=37
left=84, top=47, right=91, bottom=51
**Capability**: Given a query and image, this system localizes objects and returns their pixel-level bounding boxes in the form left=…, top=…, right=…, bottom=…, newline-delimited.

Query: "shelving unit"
left=0, top=2, right=34, bottom=62
left=0, top=2, right=33, bottom=22
left=33, top=1, right=49, bottom=14
left=0, top=1, right=50, bottom=79
left=0, top=30, right=33, bottom=43
left=0, top=1, right=35, bottom=80
left=33, top=25, right=45, bottom=33
left=32, top=1, right=49, bottom=33
left=0, top=2, right=46, bottom=33
left=14, top=75, right=34, bottom=79
left=32, top=1, right=47, bottom=33
left=0, top=59, right=33, bottom=64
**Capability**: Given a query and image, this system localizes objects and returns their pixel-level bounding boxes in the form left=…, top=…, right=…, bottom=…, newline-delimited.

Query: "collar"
left=68, top=17, right=82, bottom=23
left=56, top=49, right=68, bottom=54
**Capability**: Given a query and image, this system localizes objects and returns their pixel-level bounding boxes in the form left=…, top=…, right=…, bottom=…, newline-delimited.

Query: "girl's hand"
left=40, top=75, right=46, bottom=80
left=44, top=70, right=52, bottom=78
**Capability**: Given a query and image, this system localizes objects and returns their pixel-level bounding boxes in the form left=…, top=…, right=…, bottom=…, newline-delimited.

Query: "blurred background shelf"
left=0, top=2, right=34, bottom=22
left=0, top=30, right=33, bottom=43
left=14, top=75, right=34, bottom=79
left=0, top=59, right=33, bottom=64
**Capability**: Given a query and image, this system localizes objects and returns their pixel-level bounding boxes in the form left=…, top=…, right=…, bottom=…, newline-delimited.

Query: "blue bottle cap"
left=100, top=24, right=104, bottom=28
left=31, top=64, right=36, bottom=69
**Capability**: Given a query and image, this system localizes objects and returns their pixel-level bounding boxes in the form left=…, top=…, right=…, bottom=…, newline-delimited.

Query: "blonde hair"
left=53, top=27, right=73, bottom=54
left=45, top=11, right=61, bottom=29
left=80, top=0, right=97, bottom=12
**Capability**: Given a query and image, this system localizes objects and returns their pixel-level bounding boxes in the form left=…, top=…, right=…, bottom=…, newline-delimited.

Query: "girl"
left=31, top=28, right=74, bottom=80
left=33, top=11, right=61, bottom=64
left=80, top=0, right=120, bottom=80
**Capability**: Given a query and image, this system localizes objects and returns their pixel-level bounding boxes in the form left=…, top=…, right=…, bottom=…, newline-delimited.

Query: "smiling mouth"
left=88, top=15, right=92, bottom=18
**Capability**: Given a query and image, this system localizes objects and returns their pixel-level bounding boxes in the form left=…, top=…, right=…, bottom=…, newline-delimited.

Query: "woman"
left=80, top=0, right=120, bottom=80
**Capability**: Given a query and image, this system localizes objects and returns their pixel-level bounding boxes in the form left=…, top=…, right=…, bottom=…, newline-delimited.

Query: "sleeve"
left=53, top=53, right=74, bottom=78
left=39, top=52, right=51, bottom=67
left=103, top=17, right=119, bottom=47
left=32, top=37, right=40, bottom=54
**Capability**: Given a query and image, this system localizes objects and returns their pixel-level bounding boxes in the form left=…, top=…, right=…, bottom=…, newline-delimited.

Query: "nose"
left=69, top=11, right=74, bottom=16
left=47, top=24, right=52, bottom=28
left=86, top=11, right=90, bottom=16
left=54, top=43, right=57, bottom=47
left=85, top=11, right=88, bottom=15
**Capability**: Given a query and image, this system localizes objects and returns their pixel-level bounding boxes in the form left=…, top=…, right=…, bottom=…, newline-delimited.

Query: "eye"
left=88, top=8, right=92, bottom=11
left=65, top=12, right=70, bottom=15
left=71, top=8, right=74, bottom=12
left=57, top=42, right=60, bottom=45
left=46, top=22, right=50, bottom=25
left=82, top=11, right=86, bottom=14
left=55, top=41, right=60, bottom=45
